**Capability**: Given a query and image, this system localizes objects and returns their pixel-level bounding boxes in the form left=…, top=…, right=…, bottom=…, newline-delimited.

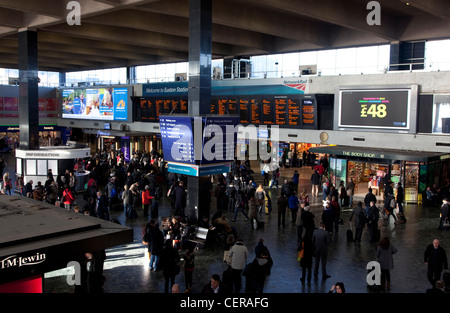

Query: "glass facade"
left=0, top=39, right=449, bottom=87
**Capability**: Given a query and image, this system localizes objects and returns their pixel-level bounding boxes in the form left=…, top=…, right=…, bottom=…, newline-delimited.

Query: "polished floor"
left=4, top=152, right=446, bottom=294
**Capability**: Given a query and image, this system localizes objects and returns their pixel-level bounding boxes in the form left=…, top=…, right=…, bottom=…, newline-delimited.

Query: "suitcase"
left=347, top=222, right=353, bottom=242
left=253, top=218, right=265, bottom=230
left=396, top=213, right=407, bottom=224
left=347, top=229, right=353, bottom=242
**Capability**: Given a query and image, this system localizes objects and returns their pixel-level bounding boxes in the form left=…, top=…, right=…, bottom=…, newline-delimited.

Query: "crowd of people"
left=1, top=147, right=449, bottom=294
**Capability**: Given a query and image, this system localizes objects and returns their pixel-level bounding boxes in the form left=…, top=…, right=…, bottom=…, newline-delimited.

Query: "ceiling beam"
left=139, top=0, right=332, bottom=48
left=399, top=0, right=450, bottom=21
left=243, top=0, right=401, bottom=41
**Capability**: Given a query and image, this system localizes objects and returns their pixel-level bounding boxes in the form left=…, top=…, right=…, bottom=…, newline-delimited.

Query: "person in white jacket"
left=228, top=238, right=248, bottom=293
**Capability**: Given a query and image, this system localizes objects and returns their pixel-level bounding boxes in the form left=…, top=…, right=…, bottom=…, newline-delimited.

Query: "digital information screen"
left=301, top=97, right=317, bottom=128
left=133, top=96, right=188, bottom=121
left=159, top=116, right=195, bottom=164
left=160, top=115, right=240, bottom=166
left=339, top=89, right=410, bottom=130
left=137, top=95, right=318, bottom=129
left=62, top=87, right=129, bottom=121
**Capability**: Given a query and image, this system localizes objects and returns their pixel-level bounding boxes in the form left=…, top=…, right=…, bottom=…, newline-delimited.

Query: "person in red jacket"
left=62, top=184, right=76, bottom=210
left=142, top=185, right=154, bottom=218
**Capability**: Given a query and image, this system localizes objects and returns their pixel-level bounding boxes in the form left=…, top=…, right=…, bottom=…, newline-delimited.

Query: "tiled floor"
left=3, top=151, right=445, bottom=294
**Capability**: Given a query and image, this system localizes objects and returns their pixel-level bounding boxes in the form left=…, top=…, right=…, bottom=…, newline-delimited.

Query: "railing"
left=1, top=61, right=450, bottom=87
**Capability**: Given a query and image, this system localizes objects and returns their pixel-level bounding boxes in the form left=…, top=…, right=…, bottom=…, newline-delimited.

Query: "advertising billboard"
left=61, top=87, right=130, bottom=121
left=335, top=85, right=418, bottom=133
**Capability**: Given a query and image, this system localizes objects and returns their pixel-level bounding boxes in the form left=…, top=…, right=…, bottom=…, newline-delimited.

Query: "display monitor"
left=335, top=85, right=418, bottom=133
left=61, top=86, right=131, bottom=121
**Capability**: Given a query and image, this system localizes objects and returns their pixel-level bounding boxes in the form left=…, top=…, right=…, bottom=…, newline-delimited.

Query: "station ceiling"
left=0, top=0, right=449, bottom=72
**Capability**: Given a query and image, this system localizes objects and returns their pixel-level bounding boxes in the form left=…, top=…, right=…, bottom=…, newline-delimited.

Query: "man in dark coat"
left=95, top=191, right=109, bottom=221
left=364, top=188, right=377, bottom=215
left=439, top=198, right=449, bottom=229
left=160, top=239, right=180, bottom=293
left=396, top=182, right=405, bottom=214
left=174, top=181, right=187, bottom=217
left=367, top=200, right=380, bottom=243
left=424, top=239, right=448, bottom=287
left=312, top=222, right=331, bottom=280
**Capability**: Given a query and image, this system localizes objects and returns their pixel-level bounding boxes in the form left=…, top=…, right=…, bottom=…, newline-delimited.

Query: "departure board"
left=156, top=99, right=164, bottom=116
left=228, top=98, right=238, bottom=115
left=180, top=98, right=188, bottom=113
left=288, top=98, right=301, bottom=126
left=239, top=98, right=251, bottom=124
left=251, top=98, right=261, bottom=124
left=301, top=98, right=316, bottom=128
left=134, top=94, right=320, bottom=130
left=274, top=96, right=288, bottom=126
left=262, top=97, right=275, bottom=125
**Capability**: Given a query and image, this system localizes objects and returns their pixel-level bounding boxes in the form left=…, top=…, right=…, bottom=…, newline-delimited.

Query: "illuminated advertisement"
left=335, top=86, right=418, bottom=133
left=61, top=87, right=129, bottom=121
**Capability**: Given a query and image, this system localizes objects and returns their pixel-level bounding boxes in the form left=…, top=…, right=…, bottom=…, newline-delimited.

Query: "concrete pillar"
left=186, top=0, right=213, bottom=224
left=18, top=29, right=39, bottom=150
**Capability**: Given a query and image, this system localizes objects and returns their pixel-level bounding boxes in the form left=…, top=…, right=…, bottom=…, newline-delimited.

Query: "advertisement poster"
left=62, top=87, right=128, bottom=121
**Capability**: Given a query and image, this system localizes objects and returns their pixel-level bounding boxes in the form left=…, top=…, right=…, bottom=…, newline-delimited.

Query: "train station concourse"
left=0, top=1, right=449, bottom=310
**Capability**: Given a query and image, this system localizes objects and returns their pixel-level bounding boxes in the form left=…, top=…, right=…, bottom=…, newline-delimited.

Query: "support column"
left=186, top=0, right=212, bottom=224
left=18, top=29, right=39, bottom=150
left=59, top=72, right=66, bottom=87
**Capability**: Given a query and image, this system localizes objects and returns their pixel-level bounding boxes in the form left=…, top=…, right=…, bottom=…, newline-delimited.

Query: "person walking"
left=160, top=239, right=181, bottom=293
left=396, top=182, right=404, bottom=214
left=288, top=193, right=299, bottom=225
left=62, top=184, right=76, bottom=211
left=424, top=238, right=448, bottom=288
left=244, top=247, right=273, bottom=293
left=182, top=248, right=196, bottom=293
left=299, top=232, right=314, bottom=284
left=439, top=198, right=449, bottom=229
left=312, top=222, right=331, bottom=280
left=142, top=185, right=154, bottom=218
left=228, top=238, right=248, bottom=293
left=349, top=201, right=367, bottom=242
left=301, top=205, right=316, bottom=239
left=384, top=190, right=398, bottom=224
left=338, top=181, right=347, bottom=208
left=277, top=193, right=288, bottom=228
left=232, top=189, right=249, bottom=222
left=367, top=200, right=380, bottom=243
left=311, top=170, right=321, bottom=197
left=296, top=201, right=305, bottom=244
left=346, top=178, right=355, bottom=208
left=364, top=188, right=377, bottom=215
left=174, top=180, right=187, bottom=217
left=376, top=237, right=398, bottom=291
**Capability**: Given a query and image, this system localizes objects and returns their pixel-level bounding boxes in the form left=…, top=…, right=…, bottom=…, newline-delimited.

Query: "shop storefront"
left=309, top=145, right=449, bottom=203
left=0, top=125, right=68, bottom=149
